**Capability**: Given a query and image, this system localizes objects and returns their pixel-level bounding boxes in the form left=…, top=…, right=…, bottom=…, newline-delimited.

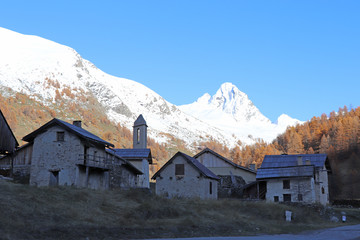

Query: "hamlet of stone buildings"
left=0, top=109, right=331, bottom=205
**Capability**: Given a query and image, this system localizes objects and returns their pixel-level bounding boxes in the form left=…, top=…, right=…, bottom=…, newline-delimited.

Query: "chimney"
left=297, top=156, right=303, bottom=165
left=73, top=120, right=82, bottom=128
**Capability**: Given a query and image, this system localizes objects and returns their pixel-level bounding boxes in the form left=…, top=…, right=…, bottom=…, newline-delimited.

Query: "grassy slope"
left=1, top=180, right=360, bottom=239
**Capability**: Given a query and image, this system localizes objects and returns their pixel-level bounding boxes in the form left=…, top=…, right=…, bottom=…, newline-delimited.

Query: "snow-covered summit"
left=180, top=83, right=303, bottom=144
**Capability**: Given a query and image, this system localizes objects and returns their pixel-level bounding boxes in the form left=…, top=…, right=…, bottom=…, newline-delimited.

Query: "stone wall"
left=13, top=165, right=31, bottom=184
left=266, top=177, right=316, bottom=203
left=155, top=155, right=218, bottom=199
left=217, top=175, right=246, bottom=198
left=315, top=166, right=330, bottom=205
left=129, top=159, right=149, bottom=188
left=109, top=163, right=138, bottom=189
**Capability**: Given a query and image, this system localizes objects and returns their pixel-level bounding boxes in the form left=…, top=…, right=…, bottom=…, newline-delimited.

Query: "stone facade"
left=29, top=125, right=108, bottom=187
left=153, top=153, right=218, bottom=199
left=265, top=177, right=316, bottom=203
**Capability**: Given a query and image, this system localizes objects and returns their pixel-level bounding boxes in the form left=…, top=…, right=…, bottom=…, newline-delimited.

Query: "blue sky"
left=1, top=1, right=359, bottom=122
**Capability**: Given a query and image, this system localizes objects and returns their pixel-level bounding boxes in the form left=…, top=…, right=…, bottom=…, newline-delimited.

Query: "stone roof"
left=194, top=148, right=257, bottom=174
left=260, top=154, right=328, bottom=168
left=133, top=114, right=147, bottom=127
left=256, top=154, right=330, bottom=180
left=22, top=118, right=114, bottom=148
left=105, top=149, right=143, bottom=175
left=112, top=148, right=152, bottom=163
left=256, top=165, right=315, bottom=180
left=152, top=151, right=220, bottom=180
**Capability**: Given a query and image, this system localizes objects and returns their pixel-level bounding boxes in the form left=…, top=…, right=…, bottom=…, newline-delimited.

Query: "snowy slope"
left=0, top=27, right=228, bottom=146
left=0, top=27, right=301, bottom=148
left=179, top=83, right=302, bottom=143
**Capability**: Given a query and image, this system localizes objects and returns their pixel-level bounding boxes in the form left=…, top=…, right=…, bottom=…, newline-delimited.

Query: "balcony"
left=77, top=154, right=112, bottom=169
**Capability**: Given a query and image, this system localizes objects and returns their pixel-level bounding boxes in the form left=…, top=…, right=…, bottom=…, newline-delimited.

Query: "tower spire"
left=133, top=114, right=147, bottom=149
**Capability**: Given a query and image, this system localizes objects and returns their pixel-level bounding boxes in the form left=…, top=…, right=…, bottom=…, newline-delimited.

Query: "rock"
left=330, top=216, right=339, bottom=222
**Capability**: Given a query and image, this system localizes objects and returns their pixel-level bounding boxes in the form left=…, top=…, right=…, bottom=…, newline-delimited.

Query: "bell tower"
left=133, top=114, right=147, bottom=149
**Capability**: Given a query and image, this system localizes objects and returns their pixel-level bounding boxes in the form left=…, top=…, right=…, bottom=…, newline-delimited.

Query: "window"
left=175, top=164, right=184, bottom=176
left=137, top=128, right=140, bottom=143
left=283, top=194, right=291, bottom=202
left=283, top=180, right=290, bottom=189
left=56, top=131, right=65, bottom=141
left=298, top=194, right=303, bottom=201
left=274, top=196, right=279, bottom=202
left=209, top=182, right=213, bottom=195
left=322, top=187, right=325, bottom=194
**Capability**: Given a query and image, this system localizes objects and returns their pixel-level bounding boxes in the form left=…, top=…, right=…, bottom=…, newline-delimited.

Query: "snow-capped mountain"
left=0, top=27, right=301, bottom=148
left=180, top=83, right=302, bottom=143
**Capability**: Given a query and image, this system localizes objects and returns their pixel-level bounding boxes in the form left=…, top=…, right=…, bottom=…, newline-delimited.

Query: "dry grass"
left=0, top=180, right=360, bottom=239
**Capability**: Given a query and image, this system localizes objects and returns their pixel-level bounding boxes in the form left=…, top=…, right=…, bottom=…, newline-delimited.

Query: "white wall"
left=266, top=177, right=316, bottom=203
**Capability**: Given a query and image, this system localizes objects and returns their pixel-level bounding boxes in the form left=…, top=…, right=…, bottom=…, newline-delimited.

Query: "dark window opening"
left=322, top=187, right=325, bottom=194
left=56, top=132, right=65, bottom=142
left=283, top=194, right=291, bottom=202
left=274, top=196, right=279, bottom=202
left=298, top=194, right=303, bottom=201
left=49, top=171, right=59, bottom=186
left=84, top=146, right=89, bottom=164
left=283, top=180, right=290, bottom=189
left=210, top=182, right=213, bottom=195
left=175, top=164, right=184, bottom=176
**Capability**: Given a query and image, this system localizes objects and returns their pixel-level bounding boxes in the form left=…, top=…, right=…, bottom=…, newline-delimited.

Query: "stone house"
left=2, top=118, right=142, bottom=189
left=152, top=151, right=219, bottom=199
left=256, top=154, right=331, bottom=205
left=194, top=148, right=256, bottom=197
left=112, top=114, right=152, bottom=188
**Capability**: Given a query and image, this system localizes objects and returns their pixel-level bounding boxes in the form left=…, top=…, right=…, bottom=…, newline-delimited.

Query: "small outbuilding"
left=152, top=151, right=219, bottom=199
left=256, top=154, right=331, bottom=205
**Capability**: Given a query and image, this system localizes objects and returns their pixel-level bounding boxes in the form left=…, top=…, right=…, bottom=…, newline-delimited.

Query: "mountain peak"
left=216, top=82, right=243, bottom=98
